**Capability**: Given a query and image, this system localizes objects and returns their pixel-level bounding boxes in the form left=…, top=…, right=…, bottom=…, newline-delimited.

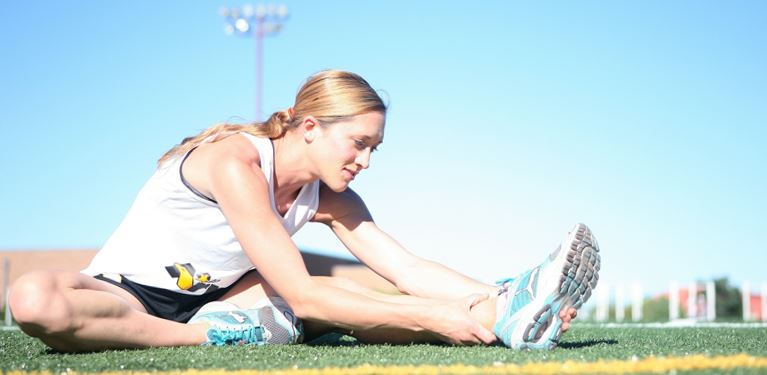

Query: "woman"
left=9, top=70, right=599, bottom=352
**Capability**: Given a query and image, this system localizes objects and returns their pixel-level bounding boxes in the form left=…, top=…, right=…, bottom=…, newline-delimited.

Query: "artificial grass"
left=1, top=325, right=766, bottom=373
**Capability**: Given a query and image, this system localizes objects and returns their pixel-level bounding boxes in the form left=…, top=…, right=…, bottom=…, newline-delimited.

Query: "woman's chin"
left=324, top=179, right=351, bottom=193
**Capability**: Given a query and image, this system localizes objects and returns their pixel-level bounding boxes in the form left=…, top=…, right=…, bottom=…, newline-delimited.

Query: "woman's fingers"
left=559, top=307, right=578, bottom=332
left=475, top=323, right=498, bottom=345
left=559, top=307, right=578, bottom=321
left=464, top=293, right=496, bottom=344
left=430, top=294, right=498, bottom=346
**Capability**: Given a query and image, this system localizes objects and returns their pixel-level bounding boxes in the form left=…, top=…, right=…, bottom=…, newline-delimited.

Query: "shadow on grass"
left=559, top=339, right=618, bottom=349
left=304, top=333, right=361, bottom=347
left=304, top=332, right=620, bottom=349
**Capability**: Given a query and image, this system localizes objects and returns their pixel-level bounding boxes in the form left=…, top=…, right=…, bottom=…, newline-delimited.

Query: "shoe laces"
left=495, top=277, right=514, bottom=295
left=495, top=277, right=514, bottom=287
left=496, top=267, right=538, bottom=298
left=209, top=325, right=266, bottom=345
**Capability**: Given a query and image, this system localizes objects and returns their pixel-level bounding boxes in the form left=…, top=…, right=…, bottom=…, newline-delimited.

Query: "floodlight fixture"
left=220, top=4, right=290, bottom=120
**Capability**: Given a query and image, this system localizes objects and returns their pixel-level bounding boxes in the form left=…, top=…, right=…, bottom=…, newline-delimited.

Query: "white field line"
left=577, top=321, right=767, bottom=328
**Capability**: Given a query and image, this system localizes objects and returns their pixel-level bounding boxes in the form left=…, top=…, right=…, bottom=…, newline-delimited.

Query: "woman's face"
left=312, top=111, right=385, bottom=192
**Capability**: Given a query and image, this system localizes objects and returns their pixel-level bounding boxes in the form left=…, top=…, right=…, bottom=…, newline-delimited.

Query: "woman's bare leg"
left=9, top=270, right=207, bottom=352
left=217, top=271, right=498, bottom=344
left=313, top=280, right=574, bottom=344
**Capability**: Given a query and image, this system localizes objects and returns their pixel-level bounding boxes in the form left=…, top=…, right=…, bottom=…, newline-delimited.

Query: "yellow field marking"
left=7, top=354, right=767, bottom=375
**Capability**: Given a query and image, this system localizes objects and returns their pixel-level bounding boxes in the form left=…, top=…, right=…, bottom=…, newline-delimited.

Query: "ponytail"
left=157, top=109, right=295, bottom=166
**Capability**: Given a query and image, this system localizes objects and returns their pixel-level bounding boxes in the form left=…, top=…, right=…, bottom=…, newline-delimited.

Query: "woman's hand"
left=560, top=307, right=577, bottom=332
left=421, top=293, right=497, bottom=346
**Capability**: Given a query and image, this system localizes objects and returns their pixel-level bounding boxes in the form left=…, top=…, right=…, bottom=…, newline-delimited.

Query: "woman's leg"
left=220, top=271, right=445, bottom=307
left=9, top=270, right=207, bottom=352
left=216, top=271, right=497, bottom=344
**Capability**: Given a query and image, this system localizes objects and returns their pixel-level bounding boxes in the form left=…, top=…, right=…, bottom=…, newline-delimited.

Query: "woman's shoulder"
left=198, top=133, right=264, bottom=167
left=182, top=134, right=267, bottom=196
left=313, top=183, right=370, bottom=224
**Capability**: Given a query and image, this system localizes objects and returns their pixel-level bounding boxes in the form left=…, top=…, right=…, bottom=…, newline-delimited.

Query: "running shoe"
left=251, top=297, right=304, bottom=344
left=493, top=223, right=600, bottom=350
left=189, top=300, right=301, bottom=345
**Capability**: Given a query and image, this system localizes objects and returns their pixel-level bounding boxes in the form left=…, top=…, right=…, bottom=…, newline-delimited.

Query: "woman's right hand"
left=420, top=293, right=498, bottom=346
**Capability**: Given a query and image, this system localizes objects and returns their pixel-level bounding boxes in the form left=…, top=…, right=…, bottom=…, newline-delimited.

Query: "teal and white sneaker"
left=189, top=306, right=267, bottom=346
left=250, top=297, right=304, bottom=344
left=189, top=300, right=302, bottom=345
left=493, top=223, right=600, bottom=350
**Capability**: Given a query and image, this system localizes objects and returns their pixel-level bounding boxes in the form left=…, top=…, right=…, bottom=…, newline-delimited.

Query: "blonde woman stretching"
left=9, top=70, right=600, bottom=352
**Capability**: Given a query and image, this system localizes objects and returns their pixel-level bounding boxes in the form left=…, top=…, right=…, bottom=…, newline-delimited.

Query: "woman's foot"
left=493, top=223, right=600, bottom=350
left=188, top=300, right=302, bottom=345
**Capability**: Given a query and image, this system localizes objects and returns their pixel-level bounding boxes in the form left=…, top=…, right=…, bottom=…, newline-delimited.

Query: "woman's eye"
left=354, top=139, right=378, bottom=152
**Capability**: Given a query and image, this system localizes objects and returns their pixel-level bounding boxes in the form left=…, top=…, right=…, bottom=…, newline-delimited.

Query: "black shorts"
left=94, top=273, right=241, bottom=323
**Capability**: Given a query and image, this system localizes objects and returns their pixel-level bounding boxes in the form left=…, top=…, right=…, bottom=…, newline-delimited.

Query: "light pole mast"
left=220, top=4, right=289, bottom=121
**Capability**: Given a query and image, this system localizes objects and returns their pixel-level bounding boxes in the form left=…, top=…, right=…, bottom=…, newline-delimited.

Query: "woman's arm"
left=197, top=137, right=494, bottom=345
left=313, top=184, right=499, bottom=300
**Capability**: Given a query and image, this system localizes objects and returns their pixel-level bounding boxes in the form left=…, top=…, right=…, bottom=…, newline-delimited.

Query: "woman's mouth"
left=342, top=168, right=357, bottom=181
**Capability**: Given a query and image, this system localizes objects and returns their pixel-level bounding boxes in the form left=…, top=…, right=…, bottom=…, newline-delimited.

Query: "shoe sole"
left=514, top=223, right=601, bottom=349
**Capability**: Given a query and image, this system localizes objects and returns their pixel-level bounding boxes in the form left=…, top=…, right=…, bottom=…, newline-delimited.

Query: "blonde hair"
left=158, top=70, right=387, bottom=165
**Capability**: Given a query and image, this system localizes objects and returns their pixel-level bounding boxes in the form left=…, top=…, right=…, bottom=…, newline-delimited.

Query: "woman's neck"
left=271, top=134, right=316, bottom=195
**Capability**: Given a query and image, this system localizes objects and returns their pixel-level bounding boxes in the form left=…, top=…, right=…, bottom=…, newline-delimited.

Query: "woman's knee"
left=9, top=271, right=74, bottom=334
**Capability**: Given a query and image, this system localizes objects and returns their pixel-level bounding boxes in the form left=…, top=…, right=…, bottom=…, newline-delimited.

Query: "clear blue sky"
left=1, top=1, right=765, bottom=298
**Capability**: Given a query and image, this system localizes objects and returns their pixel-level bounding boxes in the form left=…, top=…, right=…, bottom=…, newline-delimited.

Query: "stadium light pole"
left=220, top=4, right=289, bottom=121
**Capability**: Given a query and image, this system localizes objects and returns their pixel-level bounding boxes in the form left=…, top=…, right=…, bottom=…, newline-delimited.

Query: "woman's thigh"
left=69, top=272, right=148, bottom=312
left=11, top=270, right=147, bottom=317
left=216, top=270, right=275, bottom=307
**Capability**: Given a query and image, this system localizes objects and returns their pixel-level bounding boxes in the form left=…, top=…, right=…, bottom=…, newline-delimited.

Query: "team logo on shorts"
left=165, top=262, right=220, bottom=292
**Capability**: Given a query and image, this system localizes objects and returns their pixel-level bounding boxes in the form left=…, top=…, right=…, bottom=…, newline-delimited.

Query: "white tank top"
left=82, top=133, right=320, bottom=295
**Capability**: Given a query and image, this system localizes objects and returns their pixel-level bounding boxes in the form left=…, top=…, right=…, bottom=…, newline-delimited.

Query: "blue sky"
left=1, top=1, right=765, bottom=299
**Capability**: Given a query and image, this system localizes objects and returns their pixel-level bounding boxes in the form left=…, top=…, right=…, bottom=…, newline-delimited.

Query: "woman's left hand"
left=560, top=307, right=578, bottom=332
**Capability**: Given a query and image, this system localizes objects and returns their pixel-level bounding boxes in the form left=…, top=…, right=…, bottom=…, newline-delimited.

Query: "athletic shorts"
left=93, top=273, right=243, bottom=323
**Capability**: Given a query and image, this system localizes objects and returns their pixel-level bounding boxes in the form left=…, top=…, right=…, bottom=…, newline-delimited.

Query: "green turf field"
left=2, top=324, right=767, bottom=374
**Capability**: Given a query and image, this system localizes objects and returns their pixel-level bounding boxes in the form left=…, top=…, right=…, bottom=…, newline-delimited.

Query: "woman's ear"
left=301, top=116, right=320, bottom=143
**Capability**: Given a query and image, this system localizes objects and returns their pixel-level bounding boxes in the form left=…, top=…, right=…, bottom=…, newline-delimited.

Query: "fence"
left=592, top=280, right=767, bottom=322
